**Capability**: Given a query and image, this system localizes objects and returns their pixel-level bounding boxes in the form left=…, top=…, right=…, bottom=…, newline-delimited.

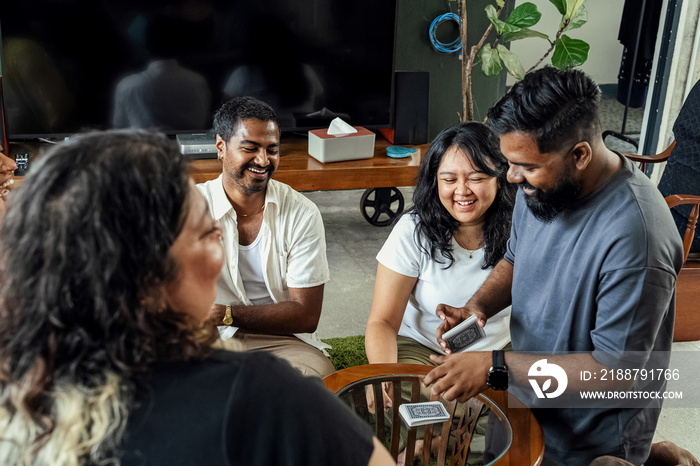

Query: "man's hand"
left=435, top=303, right=488, bottom=354
left=423, top=351, right=491, bottom=402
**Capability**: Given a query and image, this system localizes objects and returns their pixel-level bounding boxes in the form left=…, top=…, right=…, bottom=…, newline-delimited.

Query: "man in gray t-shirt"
left=423, top=67, right=684, bottom=466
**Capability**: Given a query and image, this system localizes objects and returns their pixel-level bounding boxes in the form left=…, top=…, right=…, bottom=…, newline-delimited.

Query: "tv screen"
left=0, top=0, right=396, bottom=139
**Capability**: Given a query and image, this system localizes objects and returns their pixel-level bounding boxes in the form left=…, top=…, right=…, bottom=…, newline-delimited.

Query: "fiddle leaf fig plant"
left=459, top=0, right=590, bottom=121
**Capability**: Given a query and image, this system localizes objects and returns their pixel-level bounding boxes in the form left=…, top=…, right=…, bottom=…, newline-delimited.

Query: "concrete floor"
left=303, top=182, right=699, bottom=458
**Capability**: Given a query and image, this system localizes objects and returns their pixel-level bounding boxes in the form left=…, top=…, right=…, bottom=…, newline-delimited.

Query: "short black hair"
left=487, top=66, right=601, bottom=153
left=213, top=96, right=279, bottom=142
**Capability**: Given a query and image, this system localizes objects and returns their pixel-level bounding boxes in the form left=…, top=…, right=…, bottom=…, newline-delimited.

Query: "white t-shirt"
left=238, top=230, right=275, bottom=306
left=376, top=213, right=511, bottom=354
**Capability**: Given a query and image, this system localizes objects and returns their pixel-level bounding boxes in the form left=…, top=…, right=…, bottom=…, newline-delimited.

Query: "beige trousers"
left=231, top=330, right=336, bottom=378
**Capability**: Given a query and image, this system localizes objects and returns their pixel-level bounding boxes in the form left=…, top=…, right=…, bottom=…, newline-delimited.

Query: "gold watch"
left=222, top=305, right=233, bottom=326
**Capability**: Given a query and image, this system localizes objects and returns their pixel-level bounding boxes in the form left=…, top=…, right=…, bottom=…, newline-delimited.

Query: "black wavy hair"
left=411, top=121, right=515, bottom=269
left=0, top=130, right=214, bottom=429
left=214, top=96, right=279, bottom=142
left=487, top=66, right=602, bottom=153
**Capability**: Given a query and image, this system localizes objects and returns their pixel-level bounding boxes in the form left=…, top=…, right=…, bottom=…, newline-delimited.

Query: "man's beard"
left=521, top=172, right=582, bottom=223
left=232, top=162, right=274, bottom=195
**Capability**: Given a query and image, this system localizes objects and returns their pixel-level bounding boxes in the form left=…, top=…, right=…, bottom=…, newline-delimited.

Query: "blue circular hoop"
left=429, top=13, right=462, bottom=54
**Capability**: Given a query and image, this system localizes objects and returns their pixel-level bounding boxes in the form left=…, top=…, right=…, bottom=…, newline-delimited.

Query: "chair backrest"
left=665, top=194, right=700, bottom=264
left=621, top=140, right=676, bottom=173
left=323, top=363, right=544, bottom=466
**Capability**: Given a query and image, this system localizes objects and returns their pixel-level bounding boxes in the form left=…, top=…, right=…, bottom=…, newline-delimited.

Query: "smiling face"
left=0, top=150, right=17, bottom=220
left=437, top=146, right=499, bottom=228
left=164, top=181, right=225, bottom=323
left=217, top=118, right=280, bottom=197
left=1, top=150, right=17, bottom=196
left=500, top=131, right=582, bottom=222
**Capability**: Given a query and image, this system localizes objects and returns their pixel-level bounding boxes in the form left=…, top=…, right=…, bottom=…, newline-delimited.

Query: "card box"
left=398, top=401, right=451, bottom=428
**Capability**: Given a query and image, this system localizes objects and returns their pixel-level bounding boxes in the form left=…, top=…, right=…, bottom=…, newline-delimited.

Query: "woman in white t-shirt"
left=365, top=122, right=516, bottom=370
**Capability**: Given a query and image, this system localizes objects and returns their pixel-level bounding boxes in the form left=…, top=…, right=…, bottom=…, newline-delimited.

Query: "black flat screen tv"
left=0, top=0, right=397, bottom=139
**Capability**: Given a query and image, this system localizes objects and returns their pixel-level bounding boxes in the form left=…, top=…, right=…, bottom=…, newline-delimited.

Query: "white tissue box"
left=307, top=126, right=376, bottom=163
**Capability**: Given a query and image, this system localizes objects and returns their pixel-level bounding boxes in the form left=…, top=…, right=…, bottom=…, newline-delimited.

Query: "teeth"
left=457, top=200, right=475, bottom=206
left=1, top=178, right=13, bottom=189
left=248, top=168, right=266, bottom=174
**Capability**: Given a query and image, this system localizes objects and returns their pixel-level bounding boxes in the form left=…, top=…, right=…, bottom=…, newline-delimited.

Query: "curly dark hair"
left=411, top=121, right=515, bottom=269
left=487, top=66, right=601, bottom=153
left=0, top=130, right=214, bottom=446
left=214, top=96, right=279, bottom=142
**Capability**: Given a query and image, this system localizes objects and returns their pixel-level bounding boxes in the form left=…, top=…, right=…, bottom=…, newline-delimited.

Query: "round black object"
left=360, top=187, right=404, bottom=226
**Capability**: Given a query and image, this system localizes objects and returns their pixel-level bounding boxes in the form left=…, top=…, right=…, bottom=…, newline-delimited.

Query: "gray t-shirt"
left=504, top=155, right=683, bottom=465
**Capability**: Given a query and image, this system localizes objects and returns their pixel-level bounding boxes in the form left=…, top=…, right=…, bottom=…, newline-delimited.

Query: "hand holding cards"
left=442, top=314, right=486, bottom=353
left=398, top=401, right=451, bottom=427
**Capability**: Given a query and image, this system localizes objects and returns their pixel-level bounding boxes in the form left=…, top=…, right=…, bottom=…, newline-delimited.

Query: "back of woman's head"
left=412, top=122, right=515, bottom=268
left=0, top=130, right=206, bottom=465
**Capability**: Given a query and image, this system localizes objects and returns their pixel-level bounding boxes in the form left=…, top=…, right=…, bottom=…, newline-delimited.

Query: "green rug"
left=321, top=335, right=368, bottom=370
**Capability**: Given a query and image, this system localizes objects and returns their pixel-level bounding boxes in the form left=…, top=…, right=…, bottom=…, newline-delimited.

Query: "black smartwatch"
left=486, top=350, right=508, bottom=390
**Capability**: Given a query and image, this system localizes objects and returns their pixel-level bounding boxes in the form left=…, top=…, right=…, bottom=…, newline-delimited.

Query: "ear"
left=216, top=135, right=226, bottom=161
left=571, top=141, right=592, bottom=171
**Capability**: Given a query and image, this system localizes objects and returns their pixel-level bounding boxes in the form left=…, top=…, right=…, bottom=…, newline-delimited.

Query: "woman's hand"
left=434, top=303, right=488, bottom=354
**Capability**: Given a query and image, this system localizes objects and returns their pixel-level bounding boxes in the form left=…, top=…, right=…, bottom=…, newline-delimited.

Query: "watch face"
left=488, top=369, right=508, bottom=390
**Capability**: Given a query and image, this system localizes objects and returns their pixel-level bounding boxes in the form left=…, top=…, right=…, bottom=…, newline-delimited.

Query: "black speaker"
left=381, top=71, right=430, bottom=145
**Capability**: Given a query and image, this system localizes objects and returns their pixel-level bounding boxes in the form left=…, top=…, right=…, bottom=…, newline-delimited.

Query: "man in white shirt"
left=197, top=96, right=334, bottom=377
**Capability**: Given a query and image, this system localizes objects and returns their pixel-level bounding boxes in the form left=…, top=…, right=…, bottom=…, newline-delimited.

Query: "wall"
left=394, top=0, right=510, bottom=137
left=506, top=0, right=624, bottom=86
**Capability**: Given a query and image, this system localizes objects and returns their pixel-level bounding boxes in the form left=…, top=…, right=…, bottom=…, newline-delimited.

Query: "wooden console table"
left=190, top=134, right=429, bottom=226
left=190, top=134, right=428, bottom=191
left=11, top=134, right=429, bottom=225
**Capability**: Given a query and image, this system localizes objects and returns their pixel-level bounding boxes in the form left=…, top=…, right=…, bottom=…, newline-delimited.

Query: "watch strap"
left=492, top=350, right=506, bottom=368
left=222, top=305, right=233, bottom=326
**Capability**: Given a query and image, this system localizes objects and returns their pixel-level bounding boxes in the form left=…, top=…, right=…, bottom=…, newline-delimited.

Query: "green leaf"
left=502, top=28, right=549, bottom=43
left=552, top=34, right=590, bottom=69
left=479, top=44, right=504, bottom=77
left=497, top=44, right=526, bottom=80
left=496, top=0, right=505, bottom=8
left=563, top=0, right=587, bottom=21
left=563, top=5, right=588, bottom=32
left=549, top=0, right=566, bottom=15
left=506, top=2, right=542, bottom=28
left=485, top=4, right=521, bottom=35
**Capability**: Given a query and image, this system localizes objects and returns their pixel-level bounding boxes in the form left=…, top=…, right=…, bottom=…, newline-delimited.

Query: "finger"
left=423, top=364, right=447, bottom=386
left=430, top=354, right=447, bottom=364
left=435, top=303, right=447, bottom=321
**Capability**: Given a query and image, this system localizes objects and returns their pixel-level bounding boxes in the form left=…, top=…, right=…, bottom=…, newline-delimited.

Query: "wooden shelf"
left=190, top=134, right=428, bottom=192
left=12, top=134, right=429, bottom=193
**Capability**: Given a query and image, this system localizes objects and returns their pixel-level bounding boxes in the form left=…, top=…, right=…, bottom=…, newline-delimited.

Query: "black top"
left=120, top=350, right=374, bottom=465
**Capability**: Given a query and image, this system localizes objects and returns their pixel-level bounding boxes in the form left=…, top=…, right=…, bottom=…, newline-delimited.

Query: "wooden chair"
left=664, top=194, right=700, bottom=341
left=323, top=363, right=544, bottom=466
left=621, top=145, right=700, bottom=341
left=621, top=140, right=675, bottom=173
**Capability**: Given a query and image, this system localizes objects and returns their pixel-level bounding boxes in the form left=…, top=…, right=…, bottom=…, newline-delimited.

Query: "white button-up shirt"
left=197, top=176, right=331, bottom=353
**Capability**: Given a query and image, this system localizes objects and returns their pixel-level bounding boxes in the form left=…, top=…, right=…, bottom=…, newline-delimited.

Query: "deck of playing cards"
left=398, top=401, right=451, bottom=427
left=442, top=314, right=486, bottom=353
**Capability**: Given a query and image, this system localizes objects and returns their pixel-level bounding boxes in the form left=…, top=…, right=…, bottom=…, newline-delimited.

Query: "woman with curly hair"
left=0, top=130, right=393, bottom=466
left=366, top=122, right=516, bottom=373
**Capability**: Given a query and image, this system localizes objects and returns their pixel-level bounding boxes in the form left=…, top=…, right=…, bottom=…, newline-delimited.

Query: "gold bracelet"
left=222, top=305, right=233, bottom=326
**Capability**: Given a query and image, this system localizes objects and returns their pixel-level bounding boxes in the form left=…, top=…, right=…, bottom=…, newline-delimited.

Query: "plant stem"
left=461, top=2, right=503, bottom=122
left=460, top=0, right=469, bottom=121
left=527, top=28, right=564, bottom=74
